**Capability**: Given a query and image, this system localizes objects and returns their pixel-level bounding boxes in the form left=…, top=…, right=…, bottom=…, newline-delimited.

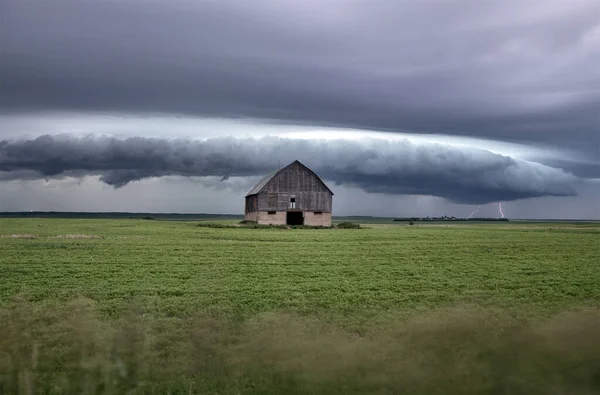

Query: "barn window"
left=268, top=211, right=276, bottom=215
left=314, top=211, right=323, bottom=215
left=290, top=197, right=296, bottom=209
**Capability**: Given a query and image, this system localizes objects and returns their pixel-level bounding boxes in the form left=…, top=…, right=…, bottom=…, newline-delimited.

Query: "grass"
left=0, top=218, right=599, bottom=394
left=195, top=220, right=362, bottom=229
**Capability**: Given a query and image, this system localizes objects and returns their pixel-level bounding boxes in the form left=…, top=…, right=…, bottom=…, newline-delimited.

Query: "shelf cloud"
left=0, top=135, right=580, bottom=204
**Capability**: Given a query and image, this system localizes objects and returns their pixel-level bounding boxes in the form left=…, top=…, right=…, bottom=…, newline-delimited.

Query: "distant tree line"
left=0, top=211, right=243, bottom=221
left=393, top=216, right=509, bottom=222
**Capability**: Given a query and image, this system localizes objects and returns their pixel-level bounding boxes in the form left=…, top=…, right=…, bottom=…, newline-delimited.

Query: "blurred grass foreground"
left=1, top=218, right=599, bottom=394
left=1, top=298, right=600, bottom=394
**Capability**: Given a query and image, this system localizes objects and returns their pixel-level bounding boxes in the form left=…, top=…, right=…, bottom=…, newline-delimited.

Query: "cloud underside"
left=0, top=135, right=580, bottom=204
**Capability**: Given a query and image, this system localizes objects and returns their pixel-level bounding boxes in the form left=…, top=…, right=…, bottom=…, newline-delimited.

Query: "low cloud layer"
left=0, top=135, right=580, bottom=204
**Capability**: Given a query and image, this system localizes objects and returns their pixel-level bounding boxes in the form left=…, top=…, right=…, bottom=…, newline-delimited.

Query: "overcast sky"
left=1, top=0, right=598, bottom=218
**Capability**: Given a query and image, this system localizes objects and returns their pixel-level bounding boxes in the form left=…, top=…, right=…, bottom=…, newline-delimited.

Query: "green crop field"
left=1, top=218, right=599, bottom=394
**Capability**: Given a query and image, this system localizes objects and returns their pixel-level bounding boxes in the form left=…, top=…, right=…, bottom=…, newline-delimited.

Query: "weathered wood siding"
left=244, top=195, right=258, bottom=214
left=256, top=161, right=332, bottom=212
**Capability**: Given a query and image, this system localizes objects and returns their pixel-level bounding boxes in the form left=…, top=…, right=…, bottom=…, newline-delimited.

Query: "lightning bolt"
left=498, top=202, right=505, bottom=218
left=468, top=205, right=482, bottom=218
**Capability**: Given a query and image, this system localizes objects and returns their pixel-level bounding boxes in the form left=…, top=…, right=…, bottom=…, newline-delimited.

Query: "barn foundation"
left=256, top=211, right=286, bottom=225
left=303, top=212, right=332, bottom=227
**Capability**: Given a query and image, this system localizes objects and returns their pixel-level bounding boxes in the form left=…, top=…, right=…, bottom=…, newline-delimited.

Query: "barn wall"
left=256, top=162, right=332, bottom=212
left=304, top=212, right=332, bottom=226
left=244, top=211, right=258, bottom=222
left=257, top=211, right=286, bottom=225
left=248, top=211, right=331, bottom=226
left=245, top=195, right=258, bottom=214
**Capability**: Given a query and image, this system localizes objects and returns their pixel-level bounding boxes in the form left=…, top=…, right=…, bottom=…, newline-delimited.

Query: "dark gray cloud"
left=0, top=134, right=580, bottom=204
left=1, top=0, right=599, bottom=158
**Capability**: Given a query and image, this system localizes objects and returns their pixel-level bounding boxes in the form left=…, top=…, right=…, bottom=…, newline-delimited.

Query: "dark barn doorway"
left=286, top=211, right=304, bottom=225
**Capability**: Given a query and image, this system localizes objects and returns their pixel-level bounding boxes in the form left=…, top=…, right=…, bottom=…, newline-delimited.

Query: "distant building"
left=244, top=160, right=333, bottom=226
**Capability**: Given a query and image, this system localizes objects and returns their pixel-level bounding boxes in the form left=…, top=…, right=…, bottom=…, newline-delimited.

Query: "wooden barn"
left=244, top=160, right=334, bottom=226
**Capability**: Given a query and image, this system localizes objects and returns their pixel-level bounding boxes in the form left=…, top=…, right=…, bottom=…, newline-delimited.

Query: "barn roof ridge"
left=244, top=160, right=333, bottom=197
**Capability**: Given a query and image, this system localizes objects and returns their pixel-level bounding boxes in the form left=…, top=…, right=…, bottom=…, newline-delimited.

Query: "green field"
left=1, top=218, right=599, bottom=394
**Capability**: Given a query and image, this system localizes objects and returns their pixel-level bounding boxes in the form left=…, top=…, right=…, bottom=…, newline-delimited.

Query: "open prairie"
left=1, top=218, right=599, bottom=394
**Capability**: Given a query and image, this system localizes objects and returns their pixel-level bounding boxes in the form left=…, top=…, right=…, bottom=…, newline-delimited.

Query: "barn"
left=244, top=160, right=334, bottom=226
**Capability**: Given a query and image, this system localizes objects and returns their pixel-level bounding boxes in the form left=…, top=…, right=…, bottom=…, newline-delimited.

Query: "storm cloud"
left=0, top=134, right=580, bottom=204
left=1, top=0, right=599, bottom=158
left=1, top=0, right=598, bottom=217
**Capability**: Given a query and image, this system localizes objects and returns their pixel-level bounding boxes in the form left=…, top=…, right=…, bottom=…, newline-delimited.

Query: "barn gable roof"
left=245, top=160, right=334, bottom=197
left=245, top=169, right=279, bottom=197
